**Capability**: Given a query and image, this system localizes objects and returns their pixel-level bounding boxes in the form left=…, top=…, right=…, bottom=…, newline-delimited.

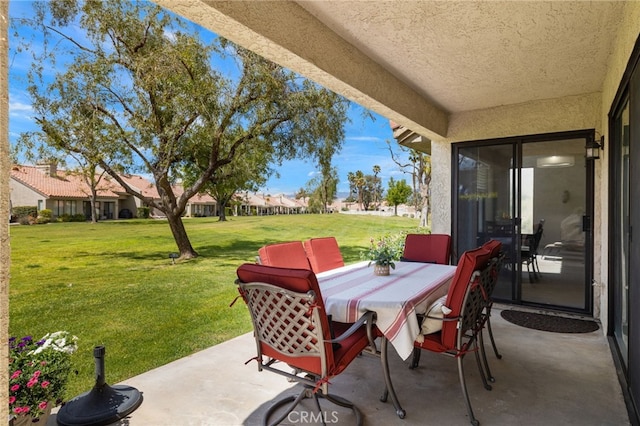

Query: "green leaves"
left=16, top=0, right=350, bottom=257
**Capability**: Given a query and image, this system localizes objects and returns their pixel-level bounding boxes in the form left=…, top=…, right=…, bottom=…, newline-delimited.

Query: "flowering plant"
left=8, top=331, right=78, bottom=420
left=360, top=233, right=404, bottom=269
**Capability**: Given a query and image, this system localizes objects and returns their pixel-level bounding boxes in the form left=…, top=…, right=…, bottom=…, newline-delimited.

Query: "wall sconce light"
left=586, top=135, right=604, bottom=160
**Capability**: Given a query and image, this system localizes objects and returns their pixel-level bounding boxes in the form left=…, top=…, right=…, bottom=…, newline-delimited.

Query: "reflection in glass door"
left=520, top=139, right=587, bottom=310
left=454, top=133, right=592, bottom=313
left=455, top=143, right=516, bottom=301
left=612, top=98, right=630, bottom=366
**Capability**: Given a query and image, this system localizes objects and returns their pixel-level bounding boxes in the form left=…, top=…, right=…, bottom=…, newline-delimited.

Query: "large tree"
left=386, top=177, right=412, bottom=216
left=305, top=165, right=338, bottom=213
left=15, top=0, right=348, bottom=258
left=387, top=142, right=432, bottom=227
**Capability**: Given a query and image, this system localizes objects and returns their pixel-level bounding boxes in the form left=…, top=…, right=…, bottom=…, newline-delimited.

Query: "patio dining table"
left=316, top=261, right=456, bottom=417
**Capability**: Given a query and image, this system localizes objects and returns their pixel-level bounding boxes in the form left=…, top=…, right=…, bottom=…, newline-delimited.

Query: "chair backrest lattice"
left=480, top=239, right=504, bottom=303
left=236, top=263, right=332, bottom=378
left=243, top=283, right=323, bottom=357
left=460, top=271, right=486, bottom=335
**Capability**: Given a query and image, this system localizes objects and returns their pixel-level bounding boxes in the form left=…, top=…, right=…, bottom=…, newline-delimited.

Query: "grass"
left=9, top=214, right=421, bottom=398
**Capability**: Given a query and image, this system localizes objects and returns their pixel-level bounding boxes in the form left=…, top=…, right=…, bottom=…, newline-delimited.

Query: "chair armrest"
left=328, top=310, right=377, bottom=350
left=425, top=314, right=460, bottom=322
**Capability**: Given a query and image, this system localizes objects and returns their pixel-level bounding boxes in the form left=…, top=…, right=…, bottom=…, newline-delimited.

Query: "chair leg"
left=485, top=308, right=502, bottom=359
left=409, top=346, right=421, bottom=369
left=457, top=354, right=480, bottom=426
left=478, top=330, right=496, bottom=390
left=473, top=337, right=492, bottom=390
left=264, top=388, right=308, bottom=426
left=533, top=255, right=542, bottom=279
left=264, top=385, right=363, bottom=426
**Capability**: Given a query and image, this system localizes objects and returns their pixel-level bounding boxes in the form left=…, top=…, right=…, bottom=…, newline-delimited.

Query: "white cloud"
left=346, top=135, right=383, bottom=142
left=9, top=101, right=33, bottom=115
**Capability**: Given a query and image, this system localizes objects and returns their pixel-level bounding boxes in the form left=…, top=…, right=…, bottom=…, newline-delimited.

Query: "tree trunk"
left=166, top=213, right=198, bottom=259
left=90, top=187, right=98, bottom=223
left=218, top=200, right=227, bottom=222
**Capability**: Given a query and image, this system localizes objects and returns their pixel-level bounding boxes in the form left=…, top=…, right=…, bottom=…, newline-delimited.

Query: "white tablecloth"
left=317, top=261, right=456, bottom=360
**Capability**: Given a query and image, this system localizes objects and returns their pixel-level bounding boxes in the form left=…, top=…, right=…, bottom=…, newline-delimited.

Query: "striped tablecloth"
left=317, top=261, right=456, bottom=360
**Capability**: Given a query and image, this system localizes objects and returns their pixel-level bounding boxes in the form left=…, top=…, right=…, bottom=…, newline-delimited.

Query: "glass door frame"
left=452, top=129, right=595, bottom=315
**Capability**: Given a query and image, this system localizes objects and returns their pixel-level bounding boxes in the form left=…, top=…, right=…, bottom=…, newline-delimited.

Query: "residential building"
left=9, top=164, right=311, bottom=220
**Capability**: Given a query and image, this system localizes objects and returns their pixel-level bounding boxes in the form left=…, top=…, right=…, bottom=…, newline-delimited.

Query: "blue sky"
left=8, top=1, right=410, bottom=196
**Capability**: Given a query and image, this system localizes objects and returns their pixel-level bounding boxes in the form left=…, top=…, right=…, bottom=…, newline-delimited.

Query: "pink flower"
left=41, top=381, right=50, bottom=388
left=40, top=361, right=47, bottom=366
left=10, top=370, right=21, bottom=379
left=27, top=378, right=38, bottom=388
left=38, top=401, right=48, bottom=410
left=32, top=370, right=41, bottom=379
left=13, top=406, right=30, bottom=414
left=9, top=396, right=15, bottom=404
left=10, top=384, right=20, bottom=392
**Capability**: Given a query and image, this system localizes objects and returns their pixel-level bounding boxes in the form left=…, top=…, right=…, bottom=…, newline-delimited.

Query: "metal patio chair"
left=410, top=246, right=492, bottom=426
left=522, top=219, right=545, bottom=282
left=235, top=263, right=377, bottom=426
left=480, top=239, right=505, bottom=360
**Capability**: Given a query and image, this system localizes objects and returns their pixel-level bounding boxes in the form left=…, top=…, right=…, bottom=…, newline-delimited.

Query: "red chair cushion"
left=440, top=246, right=492, bottom=349
left=304, top=237, right=345, bottom=273
left=482, top=239, right=502, bottom=259
left=257, top=241, right=311, bottom=270
left=402, top=234, right=452, bottom=264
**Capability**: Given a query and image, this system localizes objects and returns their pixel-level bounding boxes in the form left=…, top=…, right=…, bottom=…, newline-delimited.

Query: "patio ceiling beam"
left=154, top=0, right=448, bottom=140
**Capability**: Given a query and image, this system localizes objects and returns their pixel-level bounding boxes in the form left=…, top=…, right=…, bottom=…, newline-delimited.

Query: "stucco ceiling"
left=296, top=1, right=625, bottom=113
left=156, top=0, right=627, bottom=140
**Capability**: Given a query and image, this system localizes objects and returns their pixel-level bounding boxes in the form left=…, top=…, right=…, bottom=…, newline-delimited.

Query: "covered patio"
left=47, top=306, right=627, bottom=425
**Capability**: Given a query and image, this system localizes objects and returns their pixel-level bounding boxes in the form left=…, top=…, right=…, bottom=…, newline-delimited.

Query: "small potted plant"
left=8, top=331, right=78, bottom=425
left=361, top=233, right=403, bottom=276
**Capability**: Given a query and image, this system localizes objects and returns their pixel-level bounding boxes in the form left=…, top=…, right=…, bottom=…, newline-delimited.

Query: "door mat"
left=500, top=310, right=599, bottom=333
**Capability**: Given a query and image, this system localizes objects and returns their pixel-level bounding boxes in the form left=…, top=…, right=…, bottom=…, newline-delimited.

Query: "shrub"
left=137, top=207, right=150, bottom=219
left=36, top=209, right=53, bottom=224
left=71, top=214, right=86, bottom=222
left=12, top=206, right=37, bottom=223
left=59, top=214, right=85, bottom=222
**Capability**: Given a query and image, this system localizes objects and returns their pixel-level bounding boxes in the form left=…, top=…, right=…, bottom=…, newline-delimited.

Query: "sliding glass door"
left=454, top=131, right=593, bottom=313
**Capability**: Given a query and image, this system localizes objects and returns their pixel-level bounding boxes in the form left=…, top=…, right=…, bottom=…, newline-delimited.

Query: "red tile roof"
left=10, top=165, right=123, bottom=199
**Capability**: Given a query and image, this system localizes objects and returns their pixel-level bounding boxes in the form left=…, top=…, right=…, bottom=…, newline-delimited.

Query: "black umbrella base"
left=56, top=383, right=143, bottom=426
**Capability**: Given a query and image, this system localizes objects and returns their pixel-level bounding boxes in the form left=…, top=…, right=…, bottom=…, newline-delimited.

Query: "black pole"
left=56, top=346, right=143, bottom=426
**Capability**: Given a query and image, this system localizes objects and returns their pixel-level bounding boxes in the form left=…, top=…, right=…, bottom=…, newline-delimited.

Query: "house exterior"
left=148, top=2, right=640, bottom=422
left=9, top=164, right=313, bottom=220
left=10, top=164, right=127, bottom=220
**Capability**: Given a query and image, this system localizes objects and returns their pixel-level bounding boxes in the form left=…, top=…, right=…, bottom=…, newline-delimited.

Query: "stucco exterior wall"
left=9, top=179, right=44, bottom=208
left=1, top=2, right=10, bottom=421
left=445, top=92, right=602, bottom=143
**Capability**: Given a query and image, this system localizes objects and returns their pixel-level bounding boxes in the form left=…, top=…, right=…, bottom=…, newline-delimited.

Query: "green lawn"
left=9, top=214, right=421, bottom=398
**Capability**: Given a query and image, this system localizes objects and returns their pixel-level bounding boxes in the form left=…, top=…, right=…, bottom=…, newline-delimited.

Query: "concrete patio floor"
left=49, top=306, right=629, bottom=426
